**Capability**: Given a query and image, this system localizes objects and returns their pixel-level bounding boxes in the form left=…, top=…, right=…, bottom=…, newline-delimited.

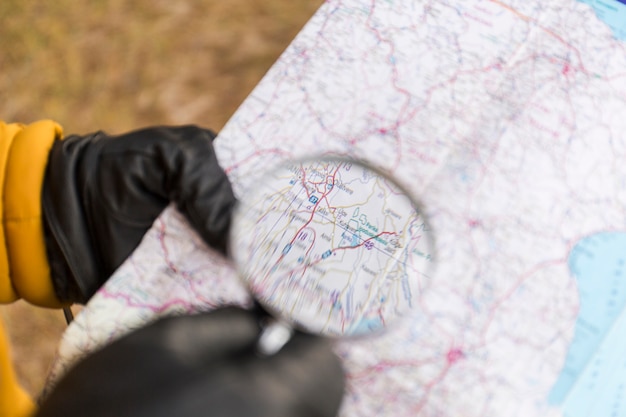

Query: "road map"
left=231, top=158, right=433, bottom=336
left=46, top=0, right=626, bottom=416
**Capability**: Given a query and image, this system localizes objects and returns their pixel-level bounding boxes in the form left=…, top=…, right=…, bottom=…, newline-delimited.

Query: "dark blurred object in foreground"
left=36, top=307, right=345, bottom=417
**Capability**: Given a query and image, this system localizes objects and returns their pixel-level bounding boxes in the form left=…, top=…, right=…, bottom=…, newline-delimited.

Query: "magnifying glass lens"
left=230, top=158, right=434, bottom=337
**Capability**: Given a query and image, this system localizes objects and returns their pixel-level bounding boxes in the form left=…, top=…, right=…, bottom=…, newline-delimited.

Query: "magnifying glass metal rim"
left=228, top=155, right=436, bottom=343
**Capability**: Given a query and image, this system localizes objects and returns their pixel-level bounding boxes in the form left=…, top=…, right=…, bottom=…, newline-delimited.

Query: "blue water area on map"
left=578, top=0, right=626, bottom=40
left=548, top=232, right=626, bottom=416
left=351, top=317, right=383, bottom=335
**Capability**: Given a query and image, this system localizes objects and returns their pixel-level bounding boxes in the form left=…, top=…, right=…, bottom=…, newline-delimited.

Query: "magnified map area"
left=231, top=158, right=434, bottom=337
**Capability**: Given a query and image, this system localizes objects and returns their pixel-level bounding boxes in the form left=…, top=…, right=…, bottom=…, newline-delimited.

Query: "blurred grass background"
left=0, top=0, right=323, bottom=396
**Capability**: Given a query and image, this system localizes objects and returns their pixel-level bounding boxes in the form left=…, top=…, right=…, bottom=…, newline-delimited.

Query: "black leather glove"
left=36, top=307, right=345, bottom=417
left=41, top=125, right=237, bottom=303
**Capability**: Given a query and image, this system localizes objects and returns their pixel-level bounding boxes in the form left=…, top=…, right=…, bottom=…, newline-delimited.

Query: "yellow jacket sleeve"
left=0, top=120, right=66, bottom=417
left=0, top=120, right=65, bottom=308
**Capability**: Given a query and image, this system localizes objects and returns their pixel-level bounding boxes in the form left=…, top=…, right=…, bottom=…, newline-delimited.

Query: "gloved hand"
left=42, top=125, right=237, bottom=303
left=35, top=307, right=346, bottom=417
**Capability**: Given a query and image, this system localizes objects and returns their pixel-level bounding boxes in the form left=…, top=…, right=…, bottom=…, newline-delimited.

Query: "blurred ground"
left=0, top=0, right=323, bottom=396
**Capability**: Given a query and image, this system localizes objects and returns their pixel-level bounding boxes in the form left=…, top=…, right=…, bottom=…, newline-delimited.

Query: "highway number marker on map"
left=231, top=157, right=434, bottom=337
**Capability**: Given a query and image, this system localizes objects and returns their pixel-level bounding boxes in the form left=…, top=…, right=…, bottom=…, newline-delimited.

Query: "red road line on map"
left=263, top=163, right=342, bottom=279
left=488, top=0, right=589, bottom=75
left=156, top=217, right=183, bottom=276
left=478, top=256, right=567, bottom=347
left=224, top=148, right=293, bottom=175
left=363, top=0, right=411, bottom=168
left=99, top=287, right=213, bottom=313
left=349, top=357, right=442, bottom=379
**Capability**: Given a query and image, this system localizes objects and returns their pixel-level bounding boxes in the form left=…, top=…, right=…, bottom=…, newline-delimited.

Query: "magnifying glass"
left=230, top=157, right=434, bottom=354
